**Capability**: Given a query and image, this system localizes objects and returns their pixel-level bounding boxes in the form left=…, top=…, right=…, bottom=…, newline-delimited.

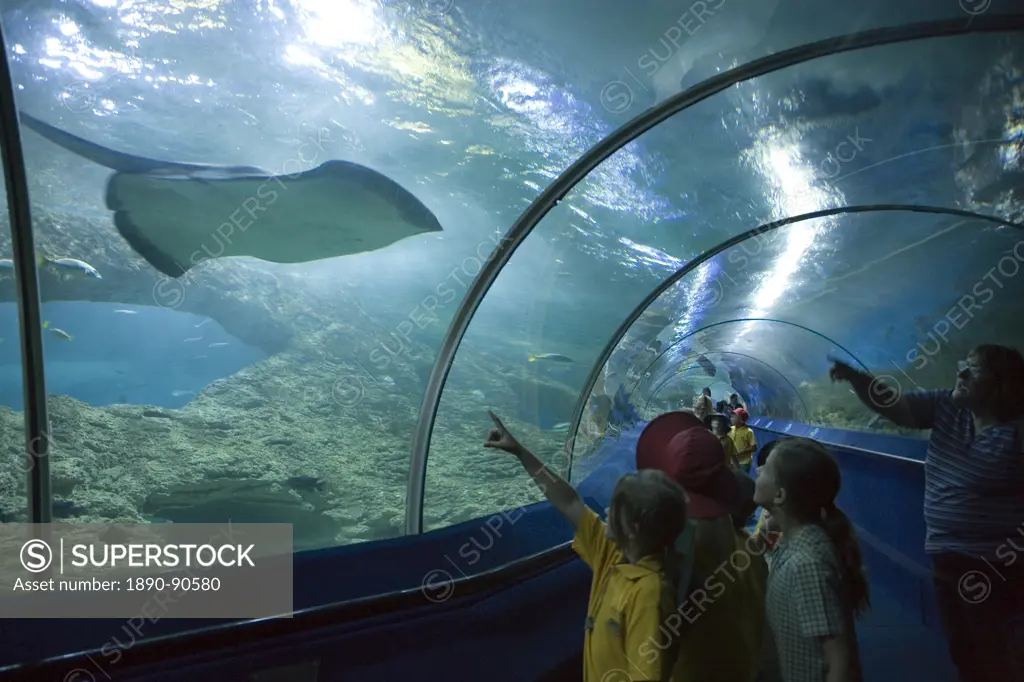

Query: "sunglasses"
left=957, top=359, right=983, bottom=376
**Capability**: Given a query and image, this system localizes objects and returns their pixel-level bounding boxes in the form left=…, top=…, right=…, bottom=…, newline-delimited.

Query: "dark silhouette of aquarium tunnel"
left=0, top=5, right=1021, bottom=682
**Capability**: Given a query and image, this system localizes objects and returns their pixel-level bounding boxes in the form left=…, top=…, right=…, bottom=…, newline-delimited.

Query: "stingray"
left=18, top=112, right=443, bottom=278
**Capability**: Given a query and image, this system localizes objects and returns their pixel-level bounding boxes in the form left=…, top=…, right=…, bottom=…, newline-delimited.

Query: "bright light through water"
left=736, top=137, right=832, bottom=338
left=290, top=0, right=383, bottom=48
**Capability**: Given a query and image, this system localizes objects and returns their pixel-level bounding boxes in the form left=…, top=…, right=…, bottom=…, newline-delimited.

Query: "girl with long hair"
left=754, top=437, right=869, bottom=682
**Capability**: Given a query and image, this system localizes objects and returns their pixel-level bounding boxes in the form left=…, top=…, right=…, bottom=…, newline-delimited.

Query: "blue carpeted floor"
left=857, top=585, right=957, bottom=681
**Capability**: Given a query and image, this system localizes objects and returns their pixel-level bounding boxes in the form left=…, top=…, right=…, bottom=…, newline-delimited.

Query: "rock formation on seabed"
left=0, top=207, right=574, bottom=548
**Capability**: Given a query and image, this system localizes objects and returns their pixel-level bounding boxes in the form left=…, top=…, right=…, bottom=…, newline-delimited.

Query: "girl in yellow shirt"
left=709, top=415, right=741, bottom=469
left=484, top=411, right=687, bottom=682
left=729, top=408, right=757, bottom=470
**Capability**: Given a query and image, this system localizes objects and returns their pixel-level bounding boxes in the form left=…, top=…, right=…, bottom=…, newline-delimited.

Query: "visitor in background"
left=637, top=411, right=767, bottom=682
left=753, top=439, right=786, bottom=557
left=709, top=414, right=741, bottom=470
left=730, top=408, right=757, bottom=471
left=716, top=399, right=730, bottom=414
left=829, top=345, right=1024, bottom=682
left=693, top=387, right=713, bottom=421
left=730, top=393, right=746, bottom=411
left=483, top=410, right=685, bottom=682
left=754, top=437, right=868, bottom=682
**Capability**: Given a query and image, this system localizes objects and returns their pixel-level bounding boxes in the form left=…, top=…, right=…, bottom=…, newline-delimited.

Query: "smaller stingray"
left=695, top=353, right=717, bottom=378
left=19, top=112, right=443, bottom=278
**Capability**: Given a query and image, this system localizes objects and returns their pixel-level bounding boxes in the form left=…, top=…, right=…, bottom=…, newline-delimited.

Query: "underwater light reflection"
left=671, top=258, right=716, bottom=341
left=739, top=138, right=829, bottom=337
left=292, top=0, right=382, bottom=48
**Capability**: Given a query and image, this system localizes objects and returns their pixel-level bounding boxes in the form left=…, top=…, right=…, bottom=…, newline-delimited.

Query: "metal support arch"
left=405, top=16, right=1024, bottom=534
left=623, top=318, right=875, bottom=397
left=0, top=21, right=51, bottom=522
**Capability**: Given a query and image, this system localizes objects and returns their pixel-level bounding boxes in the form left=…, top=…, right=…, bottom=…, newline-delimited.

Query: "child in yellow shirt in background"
left=729, top=408, right=757, bottom=470
left=709, top=415, right=741, bottom=470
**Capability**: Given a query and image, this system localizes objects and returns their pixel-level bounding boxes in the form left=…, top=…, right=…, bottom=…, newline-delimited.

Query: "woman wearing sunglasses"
left=829, top=345, right=1024, bottom=682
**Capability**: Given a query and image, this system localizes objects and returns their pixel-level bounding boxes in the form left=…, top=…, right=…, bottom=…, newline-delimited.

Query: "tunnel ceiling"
left=598, top=205, right=1024, bottom=435
left=423, top=16, right=1024, bottom=497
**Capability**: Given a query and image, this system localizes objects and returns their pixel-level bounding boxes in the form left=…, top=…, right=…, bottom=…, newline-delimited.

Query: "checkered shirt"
left=765, top=524, right=861, bottom=682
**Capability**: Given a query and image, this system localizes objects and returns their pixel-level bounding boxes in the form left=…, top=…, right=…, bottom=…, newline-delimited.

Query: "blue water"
left=0, top=302, right=266, bottom=410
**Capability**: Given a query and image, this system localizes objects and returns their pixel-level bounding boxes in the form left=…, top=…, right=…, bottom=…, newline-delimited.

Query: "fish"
left=42, top=321, right=73, bottom=341
left=649, top=0, right=777, bottom=101
left=113, top=309, right=137, bottom=315
left=171, top=390, right=195, bottom=397
left=208, top=342, right=228, bottom=348
left=18, top=111, right=444, bottom=278
left=184, top=337, right=202, bottom=343
left=195, top=319, right=210, bottom=328
left=528, top=353, right=574, bottom=363
left=696, top=353, right=716, bottom=377
left=40, top=256, right=101, bottom=279
left=550, top=422, right=571, bottom=432
left=0, top=256, right=100, bottom=279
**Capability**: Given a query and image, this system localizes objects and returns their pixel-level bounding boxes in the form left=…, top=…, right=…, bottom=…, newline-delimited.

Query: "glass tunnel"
left=0, top=0, right=1021, bottom=675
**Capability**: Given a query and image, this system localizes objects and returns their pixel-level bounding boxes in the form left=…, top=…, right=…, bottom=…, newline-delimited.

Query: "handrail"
left=0, top=540, right=577, bottom=679
left=565, top=204, right=1021, bottom=481
left=750, top=422, right=926, bottom=466
left=853, top=523, right=933, bottom=582
left=406, top=17, right=1024, bottom=533
left=0, top=12, right=51, bottom=521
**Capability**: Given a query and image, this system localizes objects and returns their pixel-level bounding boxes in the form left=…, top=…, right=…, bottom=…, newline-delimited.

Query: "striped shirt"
left=905, top=389, right=1024, bottom=556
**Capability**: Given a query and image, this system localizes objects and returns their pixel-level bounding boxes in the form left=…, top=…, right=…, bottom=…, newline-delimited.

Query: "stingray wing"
left=19, top=110, right=264, bottom=176
left=108, top=160, right=443, bottom=278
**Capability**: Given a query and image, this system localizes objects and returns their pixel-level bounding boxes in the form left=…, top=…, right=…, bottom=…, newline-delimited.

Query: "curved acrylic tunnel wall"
left=0, top=167, right=31, bottom=523
left=418, top=24, right=1024, bottom=518
left=622, top=208, right=1024, bottom=422
left=573, top=206, right=1024, bottom=473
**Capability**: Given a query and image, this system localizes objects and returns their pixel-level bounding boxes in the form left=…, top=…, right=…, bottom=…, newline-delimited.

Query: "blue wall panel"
left=2, top=419, right=943, bottom=681
left=750, top=425, right=939, bottom=629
